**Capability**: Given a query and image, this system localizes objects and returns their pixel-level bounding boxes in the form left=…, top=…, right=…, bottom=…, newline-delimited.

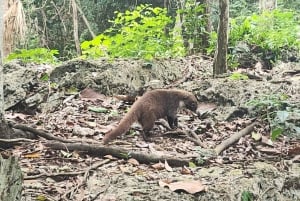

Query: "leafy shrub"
left=229, top=72, right=248, bottom=80
left=178, top=0, right=206, bottom=53
left=231, top=10, right=299, bottom=51
left=230, top=10, right=300, bottom=67
left=208, top=10, right=300, bottom=68
left=6, top=48, right=59, bottom=64
left=247, top=94, right=300, bottom=140
left=81, top=4, right=185, bottom=60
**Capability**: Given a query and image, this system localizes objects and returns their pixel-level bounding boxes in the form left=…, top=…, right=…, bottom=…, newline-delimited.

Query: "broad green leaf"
left=40, top=73, right=49, bottom=81
left=271, top=127, right=283, bottom=141
left=189, top=162, right=196, bottom=168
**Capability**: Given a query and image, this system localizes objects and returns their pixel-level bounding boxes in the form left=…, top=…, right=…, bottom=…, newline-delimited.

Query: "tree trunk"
left=0, top=0, right=16, bottom=143
left=0, top=0, right=4, bottom=115
left=213, top=0, right=229, bottom=76
left=72, top=0, right=81, bottom=56
left=0, top=156, right=23, bottom=201
left=76, top=0, right=96, bottom=38
left=3, top=0, right=26, bottom=57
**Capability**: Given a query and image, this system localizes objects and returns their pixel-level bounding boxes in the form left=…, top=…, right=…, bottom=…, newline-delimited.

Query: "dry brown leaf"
left=159, top=180, right=206, bottom=194
left=103, top=155, right=116, bottom=160
left=164, top=160, right=173, bottom=172
left=288, top=145, right=300, bottom=156
left=151, top=161, right=165, bottom=170
left=197, top=103, right=217, bottom=117
left=180, top=166, right=192, bottom=175
left=114, top=95, right=136, bottom=103
left=80, top=88, right=105, bottom=100
left=24, top=151, right=41, bottom=158
left=261, top=136, right=274, bottom=146
left=158, top=179, right=173, bottom=186
left=128, top=158, right=139, bottom=166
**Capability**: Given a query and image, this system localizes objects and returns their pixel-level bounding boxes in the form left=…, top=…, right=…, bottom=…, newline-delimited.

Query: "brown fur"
left=102, top=89, right=198, bottom=144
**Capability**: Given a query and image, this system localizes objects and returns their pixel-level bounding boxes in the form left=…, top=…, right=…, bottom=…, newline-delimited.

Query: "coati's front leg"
left=140, top=112, right=156, bottom=141
left=167, top=115, right=178, bottom=129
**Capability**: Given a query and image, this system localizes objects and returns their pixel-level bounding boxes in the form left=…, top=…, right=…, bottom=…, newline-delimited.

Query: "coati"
left=102, top=89, right=198, bottom=144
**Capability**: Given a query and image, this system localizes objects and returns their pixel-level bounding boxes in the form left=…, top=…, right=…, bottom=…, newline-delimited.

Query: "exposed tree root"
left=45, top=141, right=192, bottom=167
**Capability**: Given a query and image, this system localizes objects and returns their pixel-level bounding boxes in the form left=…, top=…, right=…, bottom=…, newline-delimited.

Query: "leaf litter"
left=2, top=59, right=300, bottom=200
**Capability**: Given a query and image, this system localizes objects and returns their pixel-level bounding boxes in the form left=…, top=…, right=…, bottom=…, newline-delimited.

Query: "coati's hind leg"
left=139, top=112, right=156, bottom=141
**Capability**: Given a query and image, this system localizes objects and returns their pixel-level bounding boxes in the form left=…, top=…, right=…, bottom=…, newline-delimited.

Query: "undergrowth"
left=247, top=94, right=300, bottom=140
left=6, top=48, right=59, bottom=64
left=81, top=4, right=185, bottom=60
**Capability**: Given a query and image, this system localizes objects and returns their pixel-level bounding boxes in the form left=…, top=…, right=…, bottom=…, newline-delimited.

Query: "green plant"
left=207, top=9, right=300, bottom=68
left=247, top=94, right=300, bottom=140
left=81, top=4, right=185, bottom=60
left=206, top=31, right=217, bottom=55
left=241, top=190, right=254, bottom=201
left=229, top=10, right=300, bottom=67
left=6, top=48, right=59, bottom=64
left=178, top=0, right=206, bottom=53
left=229, top=72, right=248, bottom=80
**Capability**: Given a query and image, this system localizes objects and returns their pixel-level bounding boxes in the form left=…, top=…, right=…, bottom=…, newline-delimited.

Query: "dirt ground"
left=2, top=57, right=300, bottom=201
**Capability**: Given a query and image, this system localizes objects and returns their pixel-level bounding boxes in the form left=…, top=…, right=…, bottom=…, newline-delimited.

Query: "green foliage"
left=229, top=72, right=248, bottom=80
left=208, top=10, right=300, bottom=68
left=207, top=31, right=217, bottom=55
left=188, top=162, right=197, bottom=168
left=81, top=4, right=185, bottom=60
left=6, top=48, right=59, bottom=64
left=241, top=190, right=254, bottom=201
left=40, top=73, right=49, bottom=81
left=178, top=0, right=207, bottom=53
left=247, top=94, right=300, bottom=140
left=278, top=0, right=300, bottom=11
left=230, top=0, right=257, bottom=18
left=231, top=10, right=299, bottom=51
left=229, top=10, right=300, bottom=65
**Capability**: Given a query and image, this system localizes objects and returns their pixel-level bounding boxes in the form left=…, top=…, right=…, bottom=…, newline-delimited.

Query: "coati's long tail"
left=102, top=109, right=138, bottom=144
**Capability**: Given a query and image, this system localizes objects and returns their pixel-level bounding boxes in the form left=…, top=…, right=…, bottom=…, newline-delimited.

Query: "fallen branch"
left=187, top=130, right=207, bottom=148
left=45, top=141, right=192, bottom=167
left=24, top=170, right=87, bottom=180
left=0, top=138, right=36, bottom=148
left=13, top=124, right=98, bottom=144
left=0, top=138, right=36, bottom=143
left=164, top=129, right=206, bottom=148
left=13, top=124, right=71, bottom=142
left=214, top=121, right=256, bottom=155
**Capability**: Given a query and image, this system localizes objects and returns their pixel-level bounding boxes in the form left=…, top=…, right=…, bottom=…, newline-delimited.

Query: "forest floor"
left=2, top=57, right=300, bottom=201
